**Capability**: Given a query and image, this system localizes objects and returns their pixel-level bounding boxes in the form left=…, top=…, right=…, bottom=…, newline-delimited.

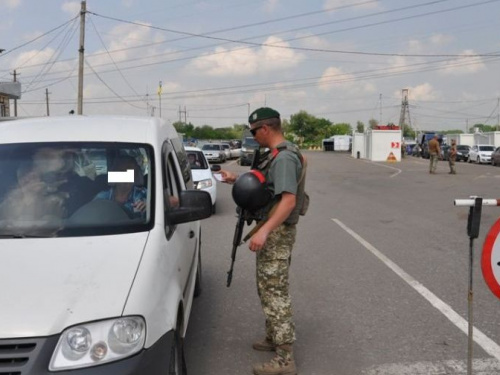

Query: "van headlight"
left=49, top=317, right=146, bottom=371
left=197, top=178, right=213, bottom=189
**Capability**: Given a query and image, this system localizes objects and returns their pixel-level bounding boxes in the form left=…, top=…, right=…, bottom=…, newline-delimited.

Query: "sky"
left=1, top=0, right=500, bottom=132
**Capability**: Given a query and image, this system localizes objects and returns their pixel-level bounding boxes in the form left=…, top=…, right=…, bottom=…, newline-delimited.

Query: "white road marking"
left=358, top=159, right=402, bottom=178
left=331, top=218, right=500, bottom=363
left=363, top=359, right=500, bottom=375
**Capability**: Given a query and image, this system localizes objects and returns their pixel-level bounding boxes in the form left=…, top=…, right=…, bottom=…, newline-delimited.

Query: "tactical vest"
left=255, top=143, right=308, bottom=225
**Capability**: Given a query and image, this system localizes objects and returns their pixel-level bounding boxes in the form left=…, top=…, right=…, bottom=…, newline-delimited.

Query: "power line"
left=88, top=0, right=500, bottom=58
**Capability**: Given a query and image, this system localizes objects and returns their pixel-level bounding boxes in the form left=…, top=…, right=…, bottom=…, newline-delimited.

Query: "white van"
left=0, top=116, right=212, bottom=374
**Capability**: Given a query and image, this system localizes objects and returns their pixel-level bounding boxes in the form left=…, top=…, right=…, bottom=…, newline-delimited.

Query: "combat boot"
left=253, top=345, right=297, bottom=375
left=252, top=338, right=276, bottom=352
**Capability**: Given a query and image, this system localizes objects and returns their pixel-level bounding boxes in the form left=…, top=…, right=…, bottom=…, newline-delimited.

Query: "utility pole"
left=398, top=88, right=412, bottom=140
left=45, top=88, right=50, bottom=116
left=379, top=93, right=382, bottom=124
left=158, top=81, right=162, bottom=118
left=77, top=0, right=86, bottom=115
left=184, top=106, right=187, bottom=124
left=10, top=70, right=19, bottom=117
left=497, top=97, right=499, bottom=130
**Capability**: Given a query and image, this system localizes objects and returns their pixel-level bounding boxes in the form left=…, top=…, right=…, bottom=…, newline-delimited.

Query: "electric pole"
left=77, top=0, right=86, bottom=115
left=398, top=88, right=412, bottom=140
left=45, top=88, right=50, bottom=116
left=10, top=70, right=19, bottom=117
left=379, top=93, right=382, bottom=124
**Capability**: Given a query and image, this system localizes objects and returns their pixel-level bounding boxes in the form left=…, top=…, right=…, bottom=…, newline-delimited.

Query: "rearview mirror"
left=165, top=190, right=212, bottom=225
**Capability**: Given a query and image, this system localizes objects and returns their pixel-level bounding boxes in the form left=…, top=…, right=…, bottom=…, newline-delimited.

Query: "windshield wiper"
left=0, top=233, right=56, bottom=238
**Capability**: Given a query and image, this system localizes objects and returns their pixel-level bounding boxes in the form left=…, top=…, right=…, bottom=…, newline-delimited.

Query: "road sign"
left=391, top=142, right=400, bottom=148
left=481, top=217, right=500, bottom=299
left=386, top=152, right=397, bottom=162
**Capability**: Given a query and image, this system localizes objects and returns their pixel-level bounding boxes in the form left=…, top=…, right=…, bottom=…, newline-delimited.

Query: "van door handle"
left=189, top=230, right=195, bottom=238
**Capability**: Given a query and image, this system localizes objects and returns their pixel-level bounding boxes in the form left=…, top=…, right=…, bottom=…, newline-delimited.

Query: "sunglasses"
left=250, top=125, right=265, bottom=136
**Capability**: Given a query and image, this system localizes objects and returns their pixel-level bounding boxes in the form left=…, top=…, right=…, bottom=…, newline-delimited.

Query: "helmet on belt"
left=232, top=170, right=272, bottom=211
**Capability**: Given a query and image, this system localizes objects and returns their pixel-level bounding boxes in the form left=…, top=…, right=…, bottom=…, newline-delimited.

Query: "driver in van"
left=94, top=155, right=148, bottom=218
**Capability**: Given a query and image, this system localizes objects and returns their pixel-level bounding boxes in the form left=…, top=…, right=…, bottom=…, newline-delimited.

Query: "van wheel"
left=169, top=324, right=186, bottom=375
left=194, top=249, right=202, bottom=298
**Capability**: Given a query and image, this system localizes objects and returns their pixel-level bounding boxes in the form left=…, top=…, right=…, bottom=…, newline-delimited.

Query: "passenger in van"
left=188, top=153, right=201, bottom=168
left=94, top=156, right=147, bottom=219
left=0, top=164, right=67, bottom=222
left=32, top=147, right=97, bottom=217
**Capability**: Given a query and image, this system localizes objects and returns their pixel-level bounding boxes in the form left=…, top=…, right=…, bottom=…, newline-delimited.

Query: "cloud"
left=324, top=0, right=379, bottom=12
left=188, top=36, right=304, bottom=77
left=1, top=0, right=21, bottom=9
left=61, top=1, right=80, bottom=16
left=440, top=50, right=485, bottom=75
left=318, top=66, right=376, bottom=94
left=395, top=83, right=438, bottom=101
left=263, top=0, right=279, bottom=12
left=429, top=34, right=453, bottom=46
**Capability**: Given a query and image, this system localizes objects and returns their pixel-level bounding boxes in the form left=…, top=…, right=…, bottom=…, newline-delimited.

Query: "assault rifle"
left=226, top=148, right=263, bottom=287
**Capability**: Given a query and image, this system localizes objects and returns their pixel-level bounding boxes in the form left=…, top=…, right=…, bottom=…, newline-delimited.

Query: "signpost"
left=454, top=197, right=500, bottom=375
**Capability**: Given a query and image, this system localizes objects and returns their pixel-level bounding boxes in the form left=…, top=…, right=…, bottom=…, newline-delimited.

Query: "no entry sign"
left=482, top=217, right=500, bottom=299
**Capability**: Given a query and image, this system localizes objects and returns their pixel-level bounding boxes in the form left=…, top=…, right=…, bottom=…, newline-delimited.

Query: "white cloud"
left=188, top=36, right=304, bottom=77
left=441, top=50, right=485, bottom=75
left=324, top=0, right=379, bottom=12
left=263, top=0, right=279, bottom=12
left=430, top=33, right=453, bottom=46
left=318, top=66, right=376, bottom=94
left=61, top=1, right=80, bottom=16
left=395, top=83, right=438, bottom=101
left=1, top=0, right=21, bottom=9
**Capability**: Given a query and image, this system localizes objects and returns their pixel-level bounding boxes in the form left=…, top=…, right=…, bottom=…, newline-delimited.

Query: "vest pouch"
left=299, top=192, right=309, bottom=216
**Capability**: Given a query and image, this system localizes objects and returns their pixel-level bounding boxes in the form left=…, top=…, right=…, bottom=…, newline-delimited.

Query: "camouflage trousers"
left=429, top=153, right=439, bottom=173
left=256, top=224, right=296, bottom=346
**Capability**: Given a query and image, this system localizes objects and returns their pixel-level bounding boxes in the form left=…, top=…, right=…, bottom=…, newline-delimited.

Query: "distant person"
left=448, top=139, right=457, bottom=174
left=428, top=135, right=440, bottom=174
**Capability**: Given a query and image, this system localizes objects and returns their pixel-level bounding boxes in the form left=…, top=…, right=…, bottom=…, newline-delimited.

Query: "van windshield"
left=0, top=142, right=154, bottom=238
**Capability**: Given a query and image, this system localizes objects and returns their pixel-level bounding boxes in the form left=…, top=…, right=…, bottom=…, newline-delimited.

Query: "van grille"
left=0, top=339, right=40, bottom=375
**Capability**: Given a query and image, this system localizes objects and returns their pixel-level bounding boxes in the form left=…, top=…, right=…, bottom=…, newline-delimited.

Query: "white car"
left=469, top=144, right=495, bottom=164
left=201, top=143, right=226, bottom=163
left=0, top=116, right=212, bottom=375
left=185, top=146, right=217, bottom=213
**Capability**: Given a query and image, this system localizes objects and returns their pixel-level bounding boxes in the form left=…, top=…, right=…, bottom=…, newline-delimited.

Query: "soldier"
left=220, top=107, right=306, bottom=375
left=428, top=135, right=440, bottom=174
left=448, top=139, right=457, bottom=174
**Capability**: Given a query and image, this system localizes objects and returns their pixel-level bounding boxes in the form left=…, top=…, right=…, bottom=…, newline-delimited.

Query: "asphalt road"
left=185, top=152, right=500, bottom=375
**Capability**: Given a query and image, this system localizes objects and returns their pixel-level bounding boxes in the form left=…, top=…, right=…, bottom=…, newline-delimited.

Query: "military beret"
left=248, top=107, right=280, bottom=124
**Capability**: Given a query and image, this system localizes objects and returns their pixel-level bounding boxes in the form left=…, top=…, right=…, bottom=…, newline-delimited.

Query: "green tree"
left=356, top=121, right=364, bottom=133
left=368, top=118, right=379, bottom=129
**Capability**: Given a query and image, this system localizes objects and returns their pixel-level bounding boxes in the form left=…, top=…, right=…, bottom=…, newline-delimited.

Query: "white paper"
left=213, top=173, right=225, bottom=182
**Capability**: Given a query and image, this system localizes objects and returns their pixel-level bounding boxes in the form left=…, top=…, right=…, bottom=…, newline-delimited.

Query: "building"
left=0, top=82, right=21, bottom=118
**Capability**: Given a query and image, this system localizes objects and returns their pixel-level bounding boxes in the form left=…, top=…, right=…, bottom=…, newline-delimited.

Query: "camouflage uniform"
left=256, top=223, right=296, bottom=345
left=255, top=141, right=304, bottom=347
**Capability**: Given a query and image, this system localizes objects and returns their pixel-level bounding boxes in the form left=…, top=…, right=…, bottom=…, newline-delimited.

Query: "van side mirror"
left=165, top=190, right=212, bottom=225
left=211, top=165, right=221, bottom=172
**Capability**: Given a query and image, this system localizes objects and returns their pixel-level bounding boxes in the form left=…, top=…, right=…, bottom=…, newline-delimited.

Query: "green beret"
left=248, top=107, right=280, bottom=124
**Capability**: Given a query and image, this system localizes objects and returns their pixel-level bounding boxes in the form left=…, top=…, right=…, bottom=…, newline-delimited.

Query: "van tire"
left=212, top=203, right=216, bottom=214
left=194, top=249, right=202, bottom=298
left=169, top=322, right=187, bottom=375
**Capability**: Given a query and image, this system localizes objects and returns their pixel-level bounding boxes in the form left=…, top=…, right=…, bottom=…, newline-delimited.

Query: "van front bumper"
left=1, top=331, right=174, bottom=375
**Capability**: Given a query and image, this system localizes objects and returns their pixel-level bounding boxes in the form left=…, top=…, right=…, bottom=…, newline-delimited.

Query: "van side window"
left=162, top=143, right=184, bottom=237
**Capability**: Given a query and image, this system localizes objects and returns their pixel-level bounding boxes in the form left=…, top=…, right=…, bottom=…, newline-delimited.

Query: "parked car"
left=240, top=136, right=260, bottom=166
left=185, top=146, right=217, bottom=213
left=491, top=147, right=500, bottom=166
left=220, top=142, right=232, bottom=160
left=0, top=116, right=212, bottom=375
left=455, top=144, right=471, bottom=162
left=441, top=144, right=451, bottom=161
left=468, top=144, right=495, bottom=164
left=202, top=143, right=226, bottom=163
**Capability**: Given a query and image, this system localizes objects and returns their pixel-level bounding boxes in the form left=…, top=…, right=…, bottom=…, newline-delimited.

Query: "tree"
left=368, top=118, right=379, bottom=129
left=356, top=121, right=365, bottom=133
